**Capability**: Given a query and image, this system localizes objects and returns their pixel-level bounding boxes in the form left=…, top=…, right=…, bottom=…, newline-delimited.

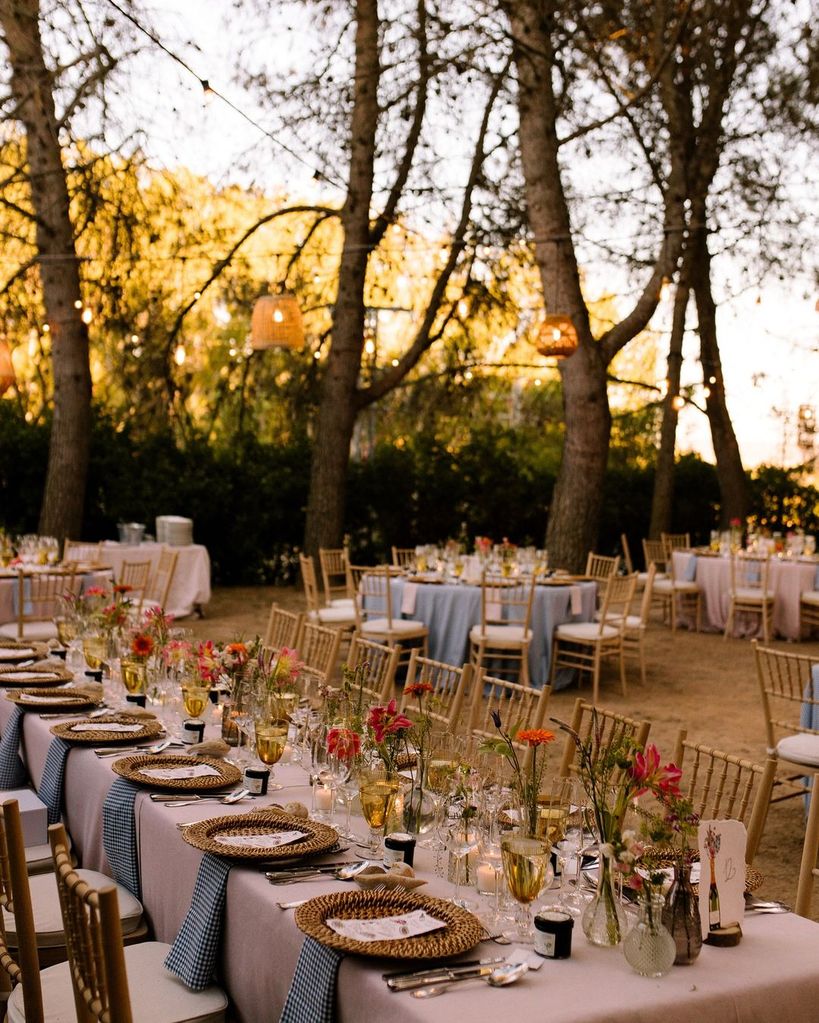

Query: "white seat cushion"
left=469, top=624, right=532, bottom=647
left=328, top=598, right=355, bottom=609
left=776, top=733, right=819, bottom=769
left=3, top=869, right=143, bottom=947
left=7, top=941, right=227, bottom=1023
left=25, top=842, right=54, bottom=875
left=308, top=606, right=355, bottom=626
left=598, top=613, right=642, bottom=629
left=638, top=571, right=666, bottom=583
left=555, top=622, right=619, bottom=641
left=653, top=580, right=698, bottom=594
left=801, top=591, right=819, bottom=607
left=0, top=621, right=58, bottom=641
left=732, top=587, right=773, bottom=601
left=362, top=618, right=427, bottom=635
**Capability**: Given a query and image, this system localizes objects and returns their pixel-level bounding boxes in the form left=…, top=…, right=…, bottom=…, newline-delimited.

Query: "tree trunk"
left=303, top=0, right=379, bottom=555
left=1, top=0, right=91, bottom=544
left=689, top=225, right=747, bottom=526
left=649, top=278, right=690, bottom=538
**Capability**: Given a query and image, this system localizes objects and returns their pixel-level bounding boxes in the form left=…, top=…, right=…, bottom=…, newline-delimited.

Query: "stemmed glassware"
left=422, top=734, right=460, bottom=850
left=476, top=809, right=506, bottom=931
left=358, top=767, right=400, bottom=855
left=557, top=777, right=593, bottom=915
left=252, top=690, right=288, bottom=790
left=501, top=834, right=553, bottom=943
left=447, top=809, right=479, bottom=909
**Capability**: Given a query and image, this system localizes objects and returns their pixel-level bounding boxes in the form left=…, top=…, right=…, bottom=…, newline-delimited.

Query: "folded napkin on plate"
left=0, top=706, right=27, bottom=788
left=37, top=737, right=71, bottom=824
left=165, top=853, right=233, bottom=991
left=188, top=739, right=231, bottom=758
left=279, top=937, right=344, bottom=1023
left=102, top=778, right=142, bottom=898
left=401, top=582, right=419, bottom=616
left=120, top=707, right=156, bottom=720
left=570, top=584, right=582, bottom=615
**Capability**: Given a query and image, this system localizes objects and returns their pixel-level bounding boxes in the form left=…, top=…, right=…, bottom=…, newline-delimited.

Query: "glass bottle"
left=623, top=892, right=677, bottom=977
left=662, top=862, right=703, bottom=965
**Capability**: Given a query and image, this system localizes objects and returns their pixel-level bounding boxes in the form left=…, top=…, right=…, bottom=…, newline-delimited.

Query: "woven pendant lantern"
left=536, top=314, right=578, bottom=359
left=0, top=341, right=15, bottom=396
left=250, top=293, right=304, bottom=350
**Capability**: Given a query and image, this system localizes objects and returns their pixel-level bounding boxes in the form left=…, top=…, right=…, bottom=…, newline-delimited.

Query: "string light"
left=672, top=395, right=685, bottom=411
left=81, top=308, right=93, bottom=324
left=174, top=344, right=186, bottom=366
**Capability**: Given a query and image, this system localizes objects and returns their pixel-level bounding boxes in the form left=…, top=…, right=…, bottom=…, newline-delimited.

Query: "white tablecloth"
left=99, top=542, right=211, bottom=618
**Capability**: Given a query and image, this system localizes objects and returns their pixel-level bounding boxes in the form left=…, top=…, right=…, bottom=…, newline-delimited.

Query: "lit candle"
left=476, top=863, right=498, bottom=895
left=315, top=785, right=333, bottom=812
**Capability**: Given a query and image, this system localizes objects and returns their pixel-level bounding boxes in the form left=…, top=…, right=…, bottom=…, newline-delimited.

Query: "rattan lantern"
left=0, top=341, right=15, bottom=396
left=250, top=293, right=305, bottom=350
left=536, top=314, right=578, bottom=359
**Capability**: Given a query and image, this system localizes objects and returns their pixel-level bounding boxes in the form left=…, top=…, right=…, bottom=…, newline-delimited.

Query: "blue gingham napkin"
left=164, top=853, right=232, bottom=990
left=279, top=937, right=345, bottom=1023
left=102, top=778, right=142, bottom=899
left=37, top=737, right=71, bottom=824
left=0, top=706, right=28, bottom=788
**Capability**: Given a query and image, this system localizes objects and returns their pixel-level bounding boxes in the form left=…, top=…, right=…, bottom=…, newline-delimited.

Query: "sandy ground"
left=187, top=585, right=819, bottom=920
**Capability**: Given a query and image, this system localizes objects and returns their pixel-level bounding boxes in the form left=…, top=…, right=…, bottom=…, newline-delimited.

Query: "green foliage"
left=748, top=465, right=819, bottom=535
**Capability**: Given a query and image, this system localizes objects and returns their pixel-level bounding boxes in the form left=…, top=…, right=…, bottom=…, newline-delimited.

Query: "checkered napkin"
left=37, top=737, right=71, bottom=824
left=279, top=937, right=345, bottom=1023
left=164, top=853, right=232, bottom=991
left=102, top=778, right=141, bottom=899
left=0, top=706, right=27, bottom=788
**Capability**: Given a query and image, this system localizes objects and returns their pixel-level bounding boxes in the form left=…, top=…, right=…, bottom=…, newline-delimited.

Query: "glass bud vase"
left=582, top=851, right=627, bottom=947
left=662, top=862, right=703, bottom=965
left=624, top=893, right=677, bottom=978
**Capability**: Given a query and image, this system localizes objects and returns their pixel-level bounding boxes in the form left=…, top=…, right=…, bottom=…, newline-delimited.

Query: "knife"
left=388, top=964, right=500, bottom=992
left=382, top=957, right=504, bottom=981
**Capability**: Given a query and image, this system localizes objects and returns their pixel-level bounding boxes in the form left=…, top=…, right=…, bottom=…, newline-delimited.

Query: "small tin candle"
left=384, top=832, right=416, bottom=867
left=125, top=693, right=146, bottom=708
left=243, top=766, right=269, bottom=795
left=181, top=719, right=205, bottom=744
left=534, top=910, right=573, bottom=959
left=84, top=669, right=103, bottom=683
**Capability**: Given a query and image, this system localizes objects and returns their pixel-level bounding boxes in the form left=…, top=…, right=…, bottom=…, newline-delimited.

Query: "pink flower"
left=327, top=728, right=361, bottom=762
left=367, top=698, right=412, bottom=744
left=628, top=744, right=682, bottom=797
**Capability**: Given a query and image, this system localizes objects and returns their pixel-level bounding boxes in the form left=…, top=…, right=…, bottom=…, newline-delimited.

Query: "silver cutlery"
left=409, top=961, right=529, bottom=998
left=95, top=739, right=174, bottom=758
left=384, top=957, right=506, bottom=985
left=159, top=788, right=251, bottom=808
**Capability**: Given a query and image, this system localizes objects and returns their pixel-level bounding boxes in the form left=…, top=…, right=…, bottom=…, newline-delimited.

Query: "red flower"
left=131, top=633, right=154, bottom=658
left=516, top=728, right=556, bottom=747
left=367, top=698, right=413, bottom=744
left=404, top=681, right=434, bottom=698
left=327, top=728, right=361, bottom=761
left=628, top=744, right=682, bottom=797
left=84, top=586, right=106, bottom=598
left=113, top=583, right=133, bottom=595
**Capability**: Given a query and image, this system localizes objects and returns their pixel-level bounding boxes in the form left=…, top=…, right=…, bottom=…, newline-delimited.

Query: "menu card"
left=71, top=722, right=145, bottom=733
left=1, top=671, right=60, bottom=681
left=214, top=830, right=307, bottom=850
left=698, top=819, right=746, bottom=940
left=326, top=909, right=446, bottom=943
left=141, top=764, right=221, bottom=780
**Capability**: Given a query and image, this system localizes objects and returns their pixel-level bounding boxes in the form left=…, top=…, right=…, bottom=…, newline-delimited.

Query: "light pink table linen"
left=99, top=541, right=211, bottom=619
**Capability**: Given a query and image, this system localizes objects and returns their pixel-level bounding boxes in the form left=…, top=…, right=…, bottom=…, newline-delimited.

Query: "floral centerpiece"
left=366, top=698, right=413, bottom=774
left=121, top=629, right=154, bottom=694
left=481, top=710, right=556, bottom=836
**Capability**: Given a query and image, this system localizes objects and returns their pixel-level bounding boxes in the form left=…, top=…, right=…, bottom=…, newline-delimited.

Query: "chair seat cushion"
left=0, top=621, right=58, bottom=641
left=555, top=622, right=619, bottom=641
left=308, top=606, right=355, bottom=625
left=597, top=613, right=642, bottom=629
left=801, top=590, right=819, bottom=607
left=732, top=587, right=774, bottom=601
left=3, top=869, right=143, bottom=947
left=363, top=618, right=428, bottom=635
left=776, top=733, right=819, bottom=769
left=469, top=624, right=532, bottom=647
left=328, top=598, right=355, bottom=609
left=7, top=941, right=227, bottom=1023
left=653, top=580, right=698, bottom=594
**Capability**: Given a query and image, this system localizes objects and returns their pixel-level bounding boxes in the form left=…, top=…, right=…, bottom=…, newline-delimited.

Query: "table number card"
left=698, top=819, right=746, bottom=944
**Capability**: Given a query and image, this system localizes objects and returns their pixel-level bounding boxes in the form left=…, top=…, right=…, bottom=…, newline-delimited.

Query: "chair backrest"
left=672, top=730, right=776, bottom=864
left=49, top=822, right=133, bottom=1023
left=730, top=553, right=770, bottom=595
left=468, top=673, right=551, bottom=766
left=585, top=552, right=620, bottom=581
left=318, top=547, right=351, bottom=606
left=642, top=539, right=667, bottom=572
left=264, top=604, right=303, bottom=650
left=15, top=568, right=80, bottom=638
left=557, top=698, right=652, bottom=778
left=298, top=620, right=342, bottom=686
left=661, top=532, right=691, bottom=556
left=599, top=573, right=638, bottom=625
left=0, top=800, right=43, bottom=1022
left=117, top=561, right=151, bottom=605
left=620, top=534, right=634, bottom=574
left=344, top=632, right=401, bottom=704
left=401, top=651, right=472, bottom=730
left=347, top=564, right=399, bottom=627
left=478, top=573, right=536, bottom=633
left=62, top=541, right=103, bottom=567
left=753, top=640, right=819, bottom=757
left=299, top=554, right=322, bottom=614
left=634, top=563, right=657, bottom=626
left=145, top=548, right=178, bottom=607
left=391, top=547, right=415, bottom=568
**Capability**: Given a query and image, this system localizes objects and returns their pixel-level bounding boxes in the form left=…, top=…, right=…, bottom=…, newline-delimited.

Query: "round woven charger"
left=6, top=688, right=101, bottom=712
left=0, top=663, right=74, bottom=686
left=0, top=640, right=48, bottom=661
left=637, top=849, right=764, bottom=895
left=181, top=809, right=338, bottom=861
left=112, top=754, right=242, bottom=791
left=50, top=714, right=164, bottom=745
left=294, top=889, right=485, bottom=959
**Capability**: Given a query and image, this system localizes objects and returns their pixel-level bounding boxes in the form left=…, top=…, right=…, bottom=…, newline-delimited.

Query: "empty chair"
left=264, top=604, right=303, bottom=650
left=343, top=632, right=401, bottom=704
left=467, top=673, right=551, bottom=769
left=557, top=698, right=652, bottom=779
left=672, top=729, right=775, bottom=865
left=468, top=573, right=535, bottom=686
left=401, top=652, right=472, bottom=731
left=299, top=554, right=356, bottom=630
left=550, top=573, right=638, bottom=703
left=61, top=541, right=103, bottom=567
left=318, top=547, right=354, bottom=609
left=652, top=552, right=701, bottom=633
left=724, top=553, right=774, bottom=642
left=0, top=569, right=81, bottom=641
left=348, top=564, right=429, bottom=663
left=391, top=547, right=416, bottom=568
left=584, top=552, right=620, bottom=582
left=661, top=532, right=691, bottom=554
left=141, top=549, right=179, bottom=614
left=117, top=560, right=152, bottom=611
left=298, top=620, right=343, bottom=688
left=47, top=821, right=227, bottom=1023
left=642, top=538, right=668, bottom=575
left=600, top=564, right=656, bottom=686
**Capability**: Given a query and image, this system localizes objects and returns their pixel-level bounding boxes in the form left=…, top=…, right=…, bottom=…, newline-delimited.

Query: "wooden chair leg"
left=618, top=644, right=627, bottom=695
left=796, top=773, right=819, bottom=917
left=591, top=646, right=602, bottom=704
left=520, top=646, right=530, bottom=688
left=724, top=601, right=734, bottom=641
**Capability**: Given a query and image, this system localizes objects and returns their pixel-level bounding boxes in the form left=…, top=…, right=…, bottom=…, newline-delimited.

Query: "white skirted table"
left=1, top=698, right=818, bottom=1023
left=99, top=541, right=211, bottom=618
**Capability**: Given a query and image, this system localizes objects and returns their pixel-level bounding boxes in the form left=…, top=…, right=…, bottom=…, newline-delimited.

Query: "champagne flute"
left=502, top=835, right=553, bottom=943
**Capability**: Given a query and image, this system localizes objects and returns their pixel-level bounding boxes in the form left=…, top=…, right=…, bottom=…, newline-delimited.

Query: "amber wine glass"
left=121, top=659, right=147, bottom=695
left=253, top=721, right=288, bottom=790
left=359, top=775, right=400, bottom=854
left=82, top=634, right=107, bottom=670
left=502, top=835, right=553, bottom=943
left=182, top=683, right=209, bottom=718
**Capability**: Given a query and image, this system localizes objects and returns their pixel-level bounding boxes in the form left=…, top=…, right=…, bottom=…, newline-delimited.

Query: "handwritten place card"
left=0, top=648, right=34, bottom=660
left=698, top=819, right=746, bottom=942
left=0, top=671, right=61, bottom=681
left=214, top=830, right=307, bottom=850
left=19, top=693, right=77, bottom=704
left=71, top=722, right=145, bottom=733
left=141, top=764, right=221, bottom=781
left=326, top=909, right=446, bottom=943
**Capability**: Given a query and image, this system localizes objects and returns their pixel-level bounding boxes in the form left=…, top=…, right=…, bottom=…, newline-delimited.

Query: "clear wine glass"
left=447, top=817, right=479, bottom=909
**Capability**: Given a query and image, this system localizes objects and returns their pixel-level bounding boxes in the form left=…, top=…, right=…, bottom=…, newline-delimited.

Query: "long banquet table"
left=3, top=697, right=819, bottom=1023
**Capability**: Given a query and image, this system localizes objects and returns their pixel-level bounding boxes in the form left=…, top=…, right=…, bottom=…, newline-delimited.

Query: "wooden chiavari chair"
left=468, top=573, right=535, bottom=686
left=557, top=698, right=651, bottom=779
left=299, top=554, right=356, bottom=629
left=401, top=652, right=472, bottom=731
left=467, top=672, right=551, bottom=770
left=318, top=547, right=354, bottom=608
left=344, top=632, right=401, bottom=704
left=0, top=569, right=80, bottom=642
left=264, top=604, right=303, bottom=650
left=584, top=552, right=620, bottom=582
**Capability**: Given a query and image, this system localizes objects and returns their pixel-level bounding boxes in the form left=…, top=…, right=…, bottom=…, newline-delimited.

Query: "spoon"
left=411, top=961, right=529, bottom=998
left=95, top=739, right=174, bottom=758
left=160, top=788, right=251, bottom=808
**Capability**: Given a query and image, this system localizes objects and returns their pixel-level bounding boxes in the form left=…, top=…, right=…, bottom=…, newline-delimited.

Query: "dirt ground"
left=187, top=585, right=819, bottom=920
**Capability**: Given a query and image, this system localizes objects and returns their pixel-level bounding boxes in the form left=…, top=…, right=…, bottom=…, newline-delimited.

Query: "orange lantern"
left=536, top=314, right=578, bottom=359
left=250, top=293, right=304, bottom=350
left=0, top=341, right=15, bottom=396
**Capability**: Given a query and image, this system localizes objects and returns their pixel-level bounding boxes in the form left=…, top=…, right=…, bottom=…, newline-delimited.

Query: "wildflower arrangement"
left=481, top=710, right=556, bottom=835
left=142, top=606, right=174, bottom=650
left=475, top=536, right=493, bottom=557
left=126, top=631, right=154, bottom=662
left=326, top=727, right=362, bottom=763
left=366, top=698, right=413, bottom=774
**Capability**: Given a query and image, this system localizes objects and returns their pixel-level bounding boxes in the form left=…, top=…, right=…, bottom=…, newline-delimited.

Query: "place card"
left=698, top=819, right=746, bottom=942
left=213, top=830, right=307, bottom=850
left=326, top=908, right=446, bottom=943
left=141, top=764, right=221, bottom=781
left=0, top=648, right=34, bottom=660
left=19, top=693, right=77, bottom=704
left=70, top=722, right=146, bottom=733
left=0, top=671, right=61, bottom=681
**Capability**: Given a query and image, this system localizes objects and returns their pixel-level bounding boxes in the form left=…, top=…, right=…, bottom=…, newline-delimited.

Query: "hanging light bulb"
left=174, top=345, right=187, bottom=366
left=81, top=308, right=93, bottom=325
